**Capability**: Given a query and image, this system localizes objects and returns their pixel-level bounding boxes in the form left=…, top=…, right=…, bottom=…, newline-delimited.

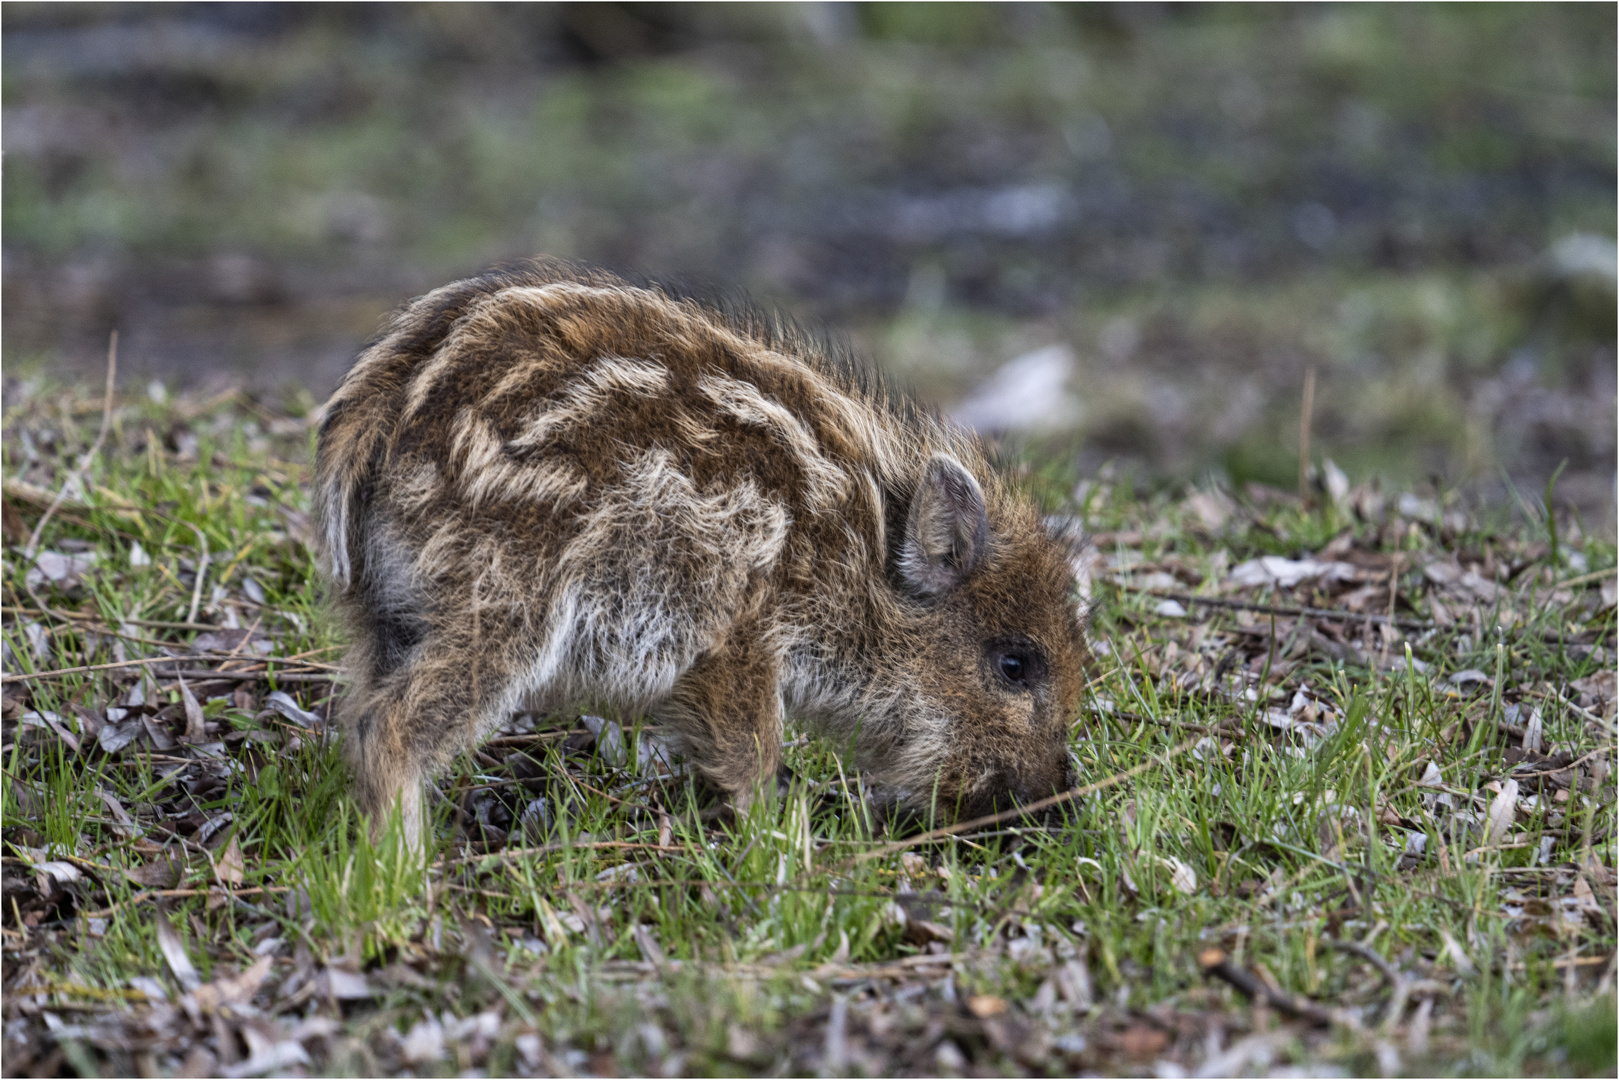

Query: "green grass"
left=2, top=378, right=1614, bottom=1076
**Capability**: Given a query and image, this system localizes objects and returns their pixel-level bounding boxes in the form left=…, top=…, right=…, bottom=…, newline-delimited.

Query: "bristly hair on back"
left=459, top=256, right=923, bottom=431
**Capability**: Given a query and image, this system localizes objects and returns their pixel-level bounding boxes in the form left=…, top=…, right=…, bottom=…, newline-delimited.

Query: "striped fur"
left=315, top=260, right=1089, bottom=851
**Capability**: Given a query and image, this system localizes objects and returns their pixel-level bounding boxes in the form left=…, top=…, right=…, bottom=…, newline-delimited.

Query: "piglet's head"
left=874, top=453, right=1087, bottom=823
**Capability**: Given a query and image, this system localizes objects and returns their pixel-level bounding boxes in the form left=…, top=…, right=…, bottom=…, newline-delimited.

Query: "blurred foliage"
left=2, top=2, right=1614, bottom=522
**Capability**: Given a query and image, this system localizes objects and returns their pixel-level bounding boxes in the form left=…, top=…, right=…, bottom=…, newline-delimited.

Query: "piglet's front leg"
left=660, top=621, right=784, bottom=814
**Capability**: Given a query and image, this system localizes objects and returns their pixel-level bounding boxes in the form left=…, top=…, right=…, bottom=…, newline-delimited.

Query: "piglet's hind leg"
left=342, top=659, right=505, bottom=858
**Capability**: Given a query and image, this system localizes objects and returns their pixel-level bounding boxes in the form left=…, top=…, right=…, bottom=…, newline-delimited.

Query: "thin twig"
left=1, top=607, right=224, bottom=633
left=434, top=839, right=684, bottom=871
left=79, top=885, right=293, bottom=920
left=22, top=332, right=118, bottom=564
left=1498, top=955, right=1612, bottom=970
left=845, top=736, right=1202, bottom=868
left=1, top=479, right=117, bottom=525
left=1114, top=585, right=1435, bottom=632
left=184, top=523, right=210, bottom=626
left=444, top=876, right=943, bottom=902
left=567, top=775, right=664, bottom=816
left=9, top=981, right=151, bottom=1003
left=163, top=668, right=338, bottom=684
left=1114, top=709, right=1222, bottom=737
left=0, top=655, right=335, bottom=684
left=1556, top=567, right=1619, bottom=590
left=587, top=952, right=959, bottom=984
left=1325, top=936, right=1402, bottom=986
left=1, top=606, right=343, bottom=651
left=1540, top=688, right=1612, bottom=730
left=483, top=731, right=573, bottom=747
left=1198, top=947, right=1342, bottom=1027
left=3, top=655, right=205, bottom=683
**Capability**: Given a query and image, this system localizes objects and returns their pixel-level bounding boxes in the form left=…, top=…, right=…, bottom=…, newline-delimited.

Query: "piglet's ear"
left=899, top=453, right=989, bottom=596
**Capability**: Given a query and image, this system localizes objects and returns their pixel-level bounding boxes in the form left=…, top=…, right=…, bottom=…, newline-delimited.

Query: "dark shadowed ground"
left=3, top=2, right=1615, bottom=526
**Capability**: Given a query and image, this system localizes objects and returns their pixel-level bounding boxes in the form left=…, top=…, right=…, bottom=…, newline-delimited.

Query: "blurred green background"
left=3, top=3, right=1614, bottom=525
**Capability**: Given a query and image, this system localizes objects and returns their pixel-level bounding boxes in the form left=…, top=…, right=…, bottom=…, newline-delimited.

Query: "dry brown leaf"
left=178, top=1046, right=218, bottom=1078
left=966, top=994, right=1007, bottom=1018
left=190, top=954, right=273, bottom=1013
left=98, top=715, right=143, bottom=754
left=634, top=925, right=668, bottom=969
left=212, top=834, right=245, bottom=888
left=904, top=918, right=955, bottom=946
left=1582, top=858, right=1617, bottom=889
left=178, top=676, right=207, bottom=743
left=534, top=897, right=573, bottom=944
left=1055, top=958, right=1094, bottom=1008
left=37, top=710, right=82, bottom=752
left=222, top=1035, right=310, bottom=1078
left=1159, top=855, right=1197, bottom=894
left=1569, top=875, right=1609, bottom=926
left=1483, top=780, right=1520, bottom=847
left=141, top=714, right=178, bottom=751
left=726, top=1023, right=763, bottom=1062
left=128, top=854, right=184, bottom=888
left=1118, top=1024, right=1169, bottom=1059
left=400, top=1015, right=446, bottom=1064
left=156, top=910, right=202, bottom=992
left=320, top=966, right=372, bottom=1000
left=375, top=963, right=433, bottom=993
left=1520, top=708, right=1544, bottom=753
left=1572, top=670, right=1617, bottom=717
left=97, top=789, right=142, bottom=838
left=1439, top=929, right=1476, bottom=977
left=1187, top=491, right=1232, bottom=532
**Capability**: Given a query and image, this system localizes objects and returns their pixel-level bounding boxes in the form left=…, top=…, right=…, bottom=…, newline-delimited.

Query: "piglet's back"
left=316, top=260, right=968, bottom=567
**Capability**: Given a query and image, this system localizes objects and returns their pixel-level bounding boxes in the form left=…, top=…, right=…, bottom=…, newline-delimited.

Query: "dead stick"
left=184, top=523, right=210, bottom=627
left=1, top=656, right=335, bottom=684
left=1114, top=709, right=1220, bottom=737
left=443, top=877, right=942, bottom=902
left=1323, top=937, right=1412, bottom=1031
left=847, top=736, right=1202, bottom=867
left=1556, top=567, right=1619, bottom=590
left=1199, top=947, right=1339, bottom=1027
left=1115, top=586, right=1435, bottom=632
left=1, top=606, right=222, bottom=633
left=165, top=668, right=337, bottom=684
left=79, top=884, right=295, bottom=920
left=2, top=606, right=346, bottom=651
left=1325, top=936, right=1401, bottom=986
left=3, top=655, right=210, bottom=682
left=435, top=839, right=685, bottom=870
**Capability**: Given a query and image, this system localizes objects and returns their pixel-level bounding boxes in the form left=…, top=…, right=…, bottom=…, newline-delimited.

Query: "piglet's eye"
left=990, top=643, right=1045, bottom=690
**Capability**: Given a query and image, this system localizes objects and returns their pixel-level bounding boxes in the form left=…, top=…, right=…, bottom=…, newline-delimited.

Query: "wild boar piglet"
left=314, top=260, right=1089, bottom=851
